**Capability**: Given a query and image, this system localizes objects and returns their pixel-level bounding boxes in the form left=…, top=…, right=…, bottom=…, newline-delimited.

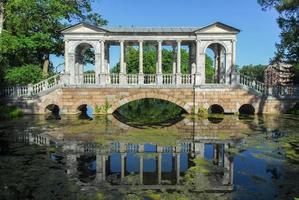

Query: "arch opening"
left=75, top=43, right=96, bottom=84
left=77, top=104, right=94, bottom=120
left=113, top=98, right=187, bottom=127
left=45, top=104, right=61, bottom=120
left=204, top=43, right=226, bottom=84
left=77, top=155, right=96, bottom=183
left=208, top=104, right=224, bottom=114
left=239, top=104, right=255, bottom=115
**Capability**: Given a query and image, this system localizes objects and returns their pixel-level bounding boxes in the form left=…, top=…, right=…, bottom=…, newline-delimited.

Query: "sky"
left=52, top=0, right=281, bottom=72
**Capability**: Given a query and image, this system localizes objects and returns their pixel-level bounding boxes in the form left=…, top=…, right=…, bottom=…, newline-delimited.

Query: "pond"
left=0, top=112, right=298, bottom=199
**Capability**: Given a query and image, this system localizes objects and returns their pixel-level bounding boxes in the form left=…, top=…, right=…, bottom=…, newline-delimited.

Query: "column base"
left=176, top=73, right=182, bottom=85
left=61, top=73, right=70, bottom=85
left=99, top=74, right=107, bottom=85
left=194, top=73, right=203, bottom=85
left=119, top=73, right=127, bottom=85
left=138, top=73, right=144, bottom=85
left=156, top=73, right=163, bottom=85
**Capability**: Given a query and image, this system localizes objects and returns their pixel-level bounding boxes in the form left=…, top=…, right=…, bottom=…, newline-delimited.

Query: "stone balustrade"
left=1, top=72, right=299, bottom=99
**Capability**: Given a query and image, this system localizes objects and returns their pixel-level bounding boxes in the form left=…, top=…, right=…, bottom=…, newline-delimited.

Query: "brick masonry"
left=9, top=86, right=297, bottom=114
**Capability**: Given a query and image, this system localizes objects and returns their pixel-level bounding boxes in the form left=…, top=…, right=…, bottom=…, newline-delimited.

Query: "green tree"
left=111, top=46, right=192, bottom=74
left=0, top=0, right=107, bottom=83
left=205, top=55, right=214, bottom=83
left=239, top=64, right=267, bottom=82
left=4, top=64, right=45, bottom=85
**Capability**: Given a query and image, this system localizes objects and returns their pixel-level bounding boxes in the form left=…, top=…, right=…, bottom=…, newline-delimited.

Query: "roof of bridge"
left=62, top=22, right=240, bottom=34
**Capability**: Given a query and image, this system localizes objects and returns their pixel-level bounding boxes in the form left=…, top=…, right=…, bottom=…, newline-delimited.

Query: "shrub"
left=198, top=107, right=208, bottom=117
left=4, top=64, right=45, bottom=85
left=0, top=105, right=23, bottom=120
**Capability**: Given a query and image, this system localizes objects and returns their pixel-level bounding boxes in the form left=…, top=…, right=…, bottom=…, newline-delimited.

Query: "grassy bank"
left=0, top=105, right=23, bottom=120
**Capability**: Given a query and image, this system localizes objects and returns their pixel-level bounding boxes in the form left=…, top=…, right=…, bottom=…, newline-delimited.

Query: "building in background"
left=264, top=63, right=294, bottom=86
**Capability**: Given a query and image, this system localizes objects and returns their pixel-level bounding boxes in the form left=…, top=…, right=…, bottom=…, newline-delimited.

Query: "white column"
left=157, top=147, right=162, bottom=184
left=120, top=40, right=125, bottom=73
left=176, top=40, right=181, bottom=74
left=158, top=41, right=162, bottom=74
left=157, top=41, right=163, bottom=85
left=121, top=153, right=126, bottom=180
left=119, top=40, right=127, bottom=84
left=139, top=154, right=143, bottom=185
left=138, top=41, right=144, bottom=85
left=139, top=41, right=143, bottom=74
left=68, top=53, right=75, bottom=85
left=225, top=52, right=232, bottom=84
left=195, top=40, right=201, bottom=85
left=64, top=40, right=69, bottom=73
left=99, top=40, right=106, bottom=85
left=231, top=39, right=237, bottom=85
left=176, top=40, right=182, bottom=84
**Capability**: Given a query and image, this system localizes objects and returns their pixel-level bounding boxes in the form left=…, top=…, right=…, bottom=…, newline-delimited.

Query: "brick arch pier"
left=23, top=86, right=297, bottom=115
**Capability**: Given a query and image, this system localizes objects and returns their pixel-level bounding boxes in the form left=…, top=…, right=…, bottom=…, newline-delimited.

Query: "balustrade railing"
left=182, top=74, right=192, bottom=85
left=109, top=73, right=119, bottom=84
left=239, top=74, right=267, bottom=95
left=32, top=74, right=60, bottom=94
left=83, top=73, right=95, bottom=84
left=127, top=74, right=138, bottom=85
left=1, top=74, right=60, bottom=97
left=237, top=73, right=299, bottom=97
left=144, top=74, right=156, bottom=85
left=162, top=74, right=174, bottom=84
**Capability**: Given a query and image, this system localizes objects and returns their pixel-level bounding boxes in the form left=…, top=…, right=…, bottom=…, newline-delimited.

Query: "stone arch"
left=110, top=93, right=190, bottom=114
left=45, top=104, right=60, bottom=115
left=204, top=42, right=227, bottom=84
left=74, top=43, right=97, bottom=84
left=203, top=41, right=229, bottom=53
left=208, top=104, right=224, bottom=114
left=239, top=104, right=255, bottom=115
left=77, top=104, right=94, bottom=119
left=70, top=41, right=99, bottom=54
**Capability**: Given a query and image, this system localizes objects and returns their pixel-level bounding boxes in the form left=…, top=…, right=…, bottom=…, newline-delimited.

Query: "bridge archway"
left=111, top=93, right=189, bottom=114
left=204, top=42, right=227, bottom=84
left=75, top=43, right=96, bottom=84
left=239, top=104, right=255, bottom=115
left=45, top=104, right=60, bottom=115
left=77, top=104, right=94, bottom=119
left=208, top=104, right=224, bottom=114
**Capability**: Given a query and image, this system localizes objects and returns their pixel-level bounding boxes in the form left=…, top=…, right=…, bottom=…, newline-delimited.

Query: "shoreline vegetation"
left=0, top=105, right=23, bottom=120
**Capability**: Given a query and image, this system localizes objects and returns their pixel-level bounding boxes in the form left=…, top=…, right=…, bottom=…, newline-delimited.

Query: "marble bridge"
left=1, top=22, right=298, bottom=114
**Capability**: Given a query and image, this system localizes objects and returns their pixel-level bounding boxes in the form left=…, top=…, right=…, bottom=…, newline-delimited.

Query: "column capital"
left=119, top=40, right=125, bottom=43
left=176, top=40, right=182, bottom=43
left=138, top=40, right=144, bottom=43
left=196, top=39, right=202, bottom=43
left=157, top=40, right=163, bottom=44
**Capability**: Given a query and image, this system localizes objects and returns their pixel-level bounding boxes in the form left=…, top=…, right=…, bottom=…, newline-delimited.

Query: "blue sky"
left=52, top=0, right=280, bottom=71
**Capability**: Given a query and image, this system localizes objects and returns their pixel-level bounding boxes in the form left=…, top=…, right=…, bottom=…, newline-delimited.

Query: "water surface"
left=0, top=114, right=298, bottom=200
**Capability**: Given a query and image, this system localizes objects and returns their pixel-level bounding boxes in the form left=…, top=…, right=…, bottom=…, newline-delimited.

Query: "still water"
left=0, top=113, right=298, bottom=200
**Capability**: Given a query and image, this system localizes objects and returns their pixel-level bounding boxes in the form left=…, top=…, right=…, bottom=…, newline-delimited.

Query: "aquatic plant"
left=94, top=99, right=112, bottom=115
left=0, top=105, right=23, bottom=120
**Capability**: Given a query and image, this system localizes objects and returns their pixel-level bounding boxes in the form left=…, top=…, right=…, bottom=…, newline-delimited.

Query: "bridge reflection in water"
left=63, top=138, right=235, bottom=191
left=12, top=114, right=253, bottom=192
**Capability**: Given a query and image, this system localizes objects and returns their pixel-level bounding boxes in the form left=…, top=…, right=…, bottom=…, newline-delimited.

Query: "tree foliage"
left=0, top=0, right=107, bottom=83
left=258, top=0, right=299, bottom=64
left=4, top=64, right=45, bottom=85
left=239, top=64, right=267, bottom=82
left=111, top=46, right=215, bottom=79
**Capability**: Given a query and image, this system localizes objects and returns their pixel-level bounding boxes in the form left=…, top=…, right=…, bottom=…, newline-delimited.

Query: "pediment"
left=61, top=23, right=107, bottom=34
left=195, top=22, right=240, bottom=34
